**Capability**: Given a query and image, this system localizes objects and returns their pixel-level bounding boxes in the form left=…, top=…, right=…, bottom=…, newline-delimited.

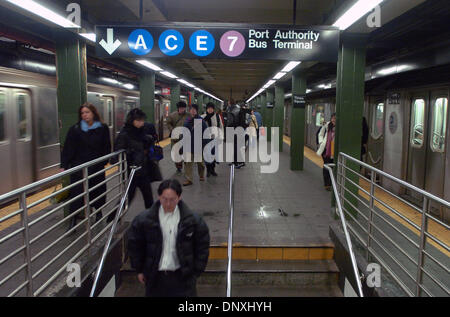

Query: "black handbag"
left=149, top=143, right=164, bottom=161
left=148, top=160, right=163, bottom=182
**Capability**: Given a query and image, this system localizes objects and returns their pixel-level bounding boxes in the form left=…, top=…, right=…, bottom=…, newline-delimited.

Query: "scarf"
left=80, top=120, right=102, bottom=132
left=204, top=113, right=214, bottom=127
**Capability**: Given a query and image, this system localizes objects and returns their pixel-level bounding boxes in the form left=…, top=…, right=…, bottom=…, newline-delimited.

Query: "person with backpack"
left=201, top=102, right=224, bottom=177
left=316, top=113, right=336, bottom=191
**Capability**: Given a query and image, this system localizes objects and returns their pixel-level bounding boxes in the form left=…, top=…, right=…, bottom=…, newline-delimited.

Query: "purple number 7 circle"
left=220, top=31, right=246, bottom=57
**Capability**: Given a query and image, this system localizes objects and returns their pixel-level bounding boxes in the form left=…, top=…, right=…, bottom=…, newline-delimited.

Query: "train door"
left=14, top=90, right=33, bottom=188
left=0, top=88, right=33, bottom=194
left=407, top=92, right=428, bottom=202
left=99, top=96, right=114, bottom=146
left=0, top=88, right=14, bottom=194
left=367, top=96, right=385, bottom=171
left=424, top=91, right=448, bottom=215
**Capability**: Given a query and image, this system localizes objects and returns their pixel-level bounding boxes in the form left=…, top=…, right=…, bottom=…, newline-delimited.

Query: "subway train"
left=0, top=64, right=174, bottom=196
left=284, top=66, right=450, bottom=222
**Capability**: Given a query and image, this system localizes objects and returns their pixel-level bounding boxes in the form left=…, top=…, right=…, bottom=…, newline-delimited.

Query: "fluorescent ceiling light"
left=306, top=89, right=312, bottom=93
left=123, top=83, right=134, bottom=90
left=80, top=33, right=96, bottom=42
left=102, top=78, right=120, bottom=85
left=136, top=60, right=162, bottom=72
left=377, top=64, right=411, bottom=76
left=273, top=72, right=287, bottom=80
left=160, top=71, right=178, bottom=79
left=281, top=61, right=301, bottom=73
left=333, top=0, right=384, bottom=30
left=263, top=80, right=276, bottom=88
left=0, top=82, right=31, bottom=88
left=6, top=0, right=81, bottom=28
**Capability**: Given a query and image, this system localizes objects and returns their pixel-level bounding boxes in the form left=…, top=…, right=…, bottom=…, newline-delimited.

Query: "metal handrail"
left=335, top=152, right=449, bottom=297
left=0, top=150, right=125, bottom=202
left=340, top=152, right=450, bottom=208
left=90, top=166, right=140, bottom=297
left=324, top=163, right=364, bottom=297
left=0, top=151, right=129, bottom=297
left=226, top=164, right=235, bottom=297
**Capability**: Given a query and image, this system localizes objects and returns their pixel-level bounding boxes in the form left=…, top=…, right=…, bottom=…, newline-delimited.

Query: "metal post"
left=226, top=164, right=235, bottom=297
left=367, top=170, right=375, bottom=260
left=20, top=192, right=33, bottom=296
left=82, top=167, right=92, bottom=248
left=90, top=167, right=140, bottom=297
left=340, top=155, right=347, bottom=219
left=416, top=197, right=428, bottom=296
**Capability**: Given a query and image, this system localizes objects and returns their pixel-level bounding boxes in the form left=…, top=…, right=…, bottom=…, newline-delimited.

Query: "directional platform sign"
left=95, top=23, right=340, bottom=62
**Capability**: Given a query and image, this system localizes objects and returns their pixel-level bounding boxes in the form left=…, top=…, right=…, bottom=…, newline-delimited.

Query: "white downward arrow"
left=99, top=28, right=122, bottom=55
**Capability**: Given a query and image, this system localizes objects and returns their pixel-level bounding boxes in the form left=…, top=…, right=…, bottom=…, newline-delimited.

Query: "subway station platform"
left=124, top=140, right=336, bottom=250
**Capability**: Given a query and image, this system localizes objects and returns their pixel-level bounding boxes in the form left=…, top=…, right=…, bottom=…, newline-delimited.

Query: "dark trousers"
left=145, top=271, right=197, bottom=297
left=322, top=157, right=334, bottom=187
left=128, top=174, right=154, bottom=209
left=107, top=174, right=153, bottom=222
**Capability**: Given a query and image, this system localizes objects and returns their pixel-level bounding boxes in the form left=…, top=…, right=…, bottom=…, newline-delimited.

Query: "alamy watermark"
left=366, top=263, right=381, bottom=288
left=366, top=5, right=381, bottom=28
left=66, top=263, right=81, bottom=288
left=171, top=121, right=280, bottom=173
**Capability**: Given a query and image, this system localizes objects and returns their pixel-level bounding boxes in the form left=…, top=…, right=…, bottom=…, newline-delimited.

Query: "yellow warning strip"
left=283, top=135, right=449, bottom=256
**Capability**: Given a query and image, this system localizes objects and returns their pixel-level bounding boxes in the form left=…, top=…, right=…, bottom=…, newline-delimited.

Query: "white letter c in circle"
left=165, top=35, right=178, bottom=50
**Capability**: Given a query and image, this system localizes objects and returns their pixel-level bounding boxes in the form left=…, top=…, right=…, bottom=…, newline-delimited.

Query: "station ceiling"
left=0, top=0, right=443, bottom=102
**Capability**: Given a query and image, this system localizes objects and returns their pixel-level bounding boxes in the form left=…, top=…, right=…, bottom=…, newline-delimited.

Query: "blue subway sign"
left=95, top=23, right=340, bottom=62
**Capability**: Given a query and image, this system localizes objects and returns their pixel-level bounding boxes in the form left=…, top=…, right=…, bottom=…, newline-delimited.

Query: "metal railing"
left=332, top=152, right=450, bottom=297
left=90, top=166, right=140, bottom=297
left=324, top=163, right=364, bottom=297
left=226, top=164, right=235, bottom=297
left=0, top=150, right=129, bottom=297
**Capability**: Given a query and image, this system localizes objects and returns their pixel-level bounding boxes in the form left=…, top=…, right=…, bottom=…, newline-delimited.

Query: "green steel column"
left=291, top=70, right=307, bottom=170
left=260, top=94, right=266, bottom=129
left=197, top=94, right=204, bottom=113
left=55, top=34, right=87, bottom=146
left=274, top=85, right=284, bottom=153
left=170, top=83, right=180, bottom=113
left=139, top=71, right=155, bottom=124
left=335, top=34, right=367, bottom=218
left=265, top=89, right=274, bottom=142
left=256, top=96, right=261, bottom=120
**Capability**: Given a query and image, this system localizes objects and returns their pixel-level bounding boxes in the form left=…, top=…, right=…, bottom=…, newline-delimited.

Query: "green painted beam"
left=274, top=84, right=284, bottom=153
left=170, top=83, right=180, bottom=113
left=291, top=70, right=307, bottom=170
left=55, top=35, right=87, bottom=146
left=265, top=89, right=273, bottom=142
left=335, top=34, right=367, bottom=218
left=139, top=71, right=155, bottom=124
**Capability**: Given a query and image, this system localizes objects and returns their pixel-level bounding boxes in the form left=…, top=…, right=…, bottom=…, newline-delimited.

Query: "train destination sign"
left=95, top=24, right=339, bottom=62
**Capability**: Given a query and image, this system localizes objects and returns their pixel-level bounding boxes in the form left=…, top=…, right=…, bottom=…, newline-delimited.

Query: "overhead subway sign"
left=95, top=24, right=340, bottom=62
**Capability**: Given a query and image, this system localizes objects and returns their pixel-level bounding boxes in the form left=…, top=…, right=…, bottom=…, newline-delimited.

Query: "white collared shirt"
left=158, top=204, right=181, bottom=271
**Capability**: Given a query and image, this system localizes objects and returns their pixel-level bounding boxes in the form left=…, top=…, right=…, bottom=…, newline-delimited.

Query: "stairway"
left=115, top=246, right=343, bottom=297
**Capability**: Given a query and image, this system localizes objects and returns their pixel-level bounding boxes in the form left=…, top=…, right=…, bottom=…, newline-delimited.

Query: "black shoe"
left=211, top=170, right=218, bottom=176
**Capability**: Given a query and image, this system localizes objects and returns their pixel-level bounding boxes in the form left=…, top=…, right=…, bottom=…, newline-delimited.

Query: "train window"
left=430, top=97, right=448, bottom=152
left=16, top=94, right=30, bottom=140
left=306, top=105, right=312, bottom=124
left=410, top=99, right=425, bottom=148
left=0, top=92, right=5, bottom=141
left=371, top=103, right=384, bottom=139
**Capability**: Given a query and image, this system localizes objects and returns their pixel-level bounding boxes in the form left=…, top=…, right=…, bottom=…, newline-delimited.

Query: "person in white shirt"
left=127, top=179, right=210, bottom=297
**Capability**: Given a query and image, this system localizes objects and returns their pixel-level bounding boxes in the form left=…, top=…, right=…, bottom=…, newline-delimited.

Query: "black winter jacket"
left=114, top=123, right=155, bottom=178
left=60, top=122, right=111, bottom=169
left=127, top=200, right=210, bottom=284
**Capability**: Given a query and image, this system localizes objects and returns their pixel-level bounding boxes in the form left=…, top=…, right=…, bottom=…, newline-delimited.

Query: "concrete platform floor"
left=125, top=141, right=337, bottom=247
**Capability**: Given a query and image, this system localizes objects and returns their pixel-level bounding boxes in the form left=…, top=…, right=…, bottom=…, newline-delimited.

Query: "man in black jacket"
left=128, top=179, right=210, bottom=297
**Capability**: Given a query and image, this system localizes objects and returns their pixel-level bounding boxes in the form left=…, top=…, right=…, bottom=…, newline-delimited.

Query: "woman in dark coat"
left=113, top=108, right=160, bottom=215
left=61, top=103, right=111, bottom=229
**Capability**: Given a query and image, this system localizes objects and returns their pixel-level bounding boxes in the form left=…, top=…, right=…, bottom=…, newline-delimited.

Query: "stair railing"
left=226, top=164, right=236, bottom=297
left=324, top=163, right=364, bottom=297
left=89, top=166, right=140, bottom=297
